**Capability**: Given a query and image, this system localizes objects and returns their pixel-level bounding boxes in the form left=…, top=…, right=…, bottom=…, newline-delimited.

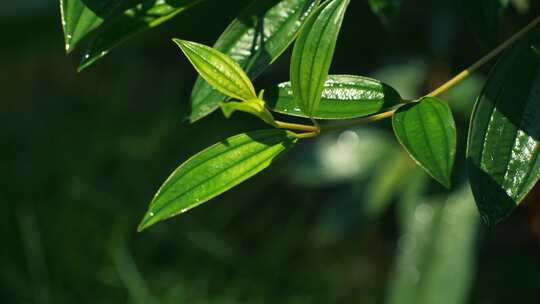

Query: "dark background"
left=2, top=0, right=540, bottom=303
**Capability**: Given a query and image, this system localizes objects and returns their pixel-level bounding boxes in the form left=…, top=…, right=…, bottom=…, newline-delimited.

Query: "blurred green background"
left=2, top=0, right=540, bottom=303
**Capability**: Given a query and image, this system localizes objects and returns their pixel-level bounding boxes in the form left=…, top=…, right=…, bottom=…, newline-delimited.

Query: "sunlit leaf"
left=290, top=0, right=350, bottom=117
left=174, top=39, right=257, bottom=102
left=138, top=129, right=297, bottom=231
left=190, top=0, right=320, bottom=122
left=392, top=97, right=456, bottom=188
left=266, top=75, right=404, bottom=119
left=467, top=32, right=540, bottom=225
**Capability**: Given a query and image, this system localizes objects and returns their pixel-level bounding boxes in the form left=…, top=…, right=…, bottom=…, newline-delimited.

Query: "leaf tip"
left=440, top=177, right=452, bottom=190
left=172, top=38, right=190, bottom=49
left=137, top=210, right=159, bottom=232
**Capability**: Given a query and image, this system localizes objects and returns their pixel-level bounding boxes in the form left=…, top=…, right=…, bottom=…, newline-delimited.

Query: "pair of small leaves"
left=189, top=0, right=320, bottom=122
left=61, top=0, right=202, bottom=71
left=138, top=129, right=297, bottom=231
left=467, top=30, right=540, bottom=226
left=290, top=0, right=350, bottom=118
left=393, top=97, right=457, bottom=189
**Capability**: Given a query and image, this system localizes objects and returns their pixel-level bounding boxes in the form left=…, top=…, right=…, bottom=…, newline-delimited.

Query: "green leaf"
left=174, top=39, right=257, bottom=102
left=290, top=0, right=350, bottom=117
left=266, top=75, right=404, bottom=119
left=368, top=0, right=401, bottom=27
left=60, top=0, right=113, bottom=53
left=61, top=0, right=202, bottom=70
left=460, top=0, right=508, bottom=47
left=138, top=129, right=297, bottom=231
left=189, top=0, right=320, bottom=122
left=392, top=97, right=456, bottom=188
left=220, top=99, right=277, bottom=126
left=467, top=33, right=540, bottom=225
left=79, top=0, right=202, bottom=71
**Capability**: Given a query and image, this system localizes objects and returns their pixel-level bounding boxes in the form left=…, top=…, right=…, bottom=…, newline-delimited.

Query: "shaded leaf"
left=61, top=0, right=202, bottom=70
left=266, top=75, right=404, bottom=119
left=290, top=0, right=350, bottom=117
left=467, top=32, right=540, bottom=225
left=392, top=97, right=456, bottom=188
left=138, top=130, right=297, bottom=231
left=174, top=39, right=257, bottom=102
left=190, top=0, right=320, bottom=122
left=79, top=0, right=202, bottom=71
left=61, top=0, right=114, bottom=52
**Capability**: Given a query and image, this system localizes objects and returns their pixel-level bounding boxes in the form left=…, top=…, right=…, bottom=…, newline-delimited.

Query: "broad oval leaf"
left=266, top=75, right=404, bottom=119
left=190, top=0, right=320, bottom=122
left=290, top=0, right=350, bottom=117
left=467, top=33, right=540, bottom=225
left=392, top=97, right=456, bottom=188
left=174, top=39, right=257, bottom=102
left=138, top=129, right=297, bottom=231
left=79, top=0, right=202, bottom=71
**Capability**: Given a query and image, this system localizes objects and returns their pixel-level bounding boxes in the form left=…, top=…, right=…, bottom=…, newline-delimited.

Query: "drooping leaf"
left=467, top=33, right=540, bottom=225
left=79, top=0, right=202, bottom=71
left=189, top=0, right=320, bottom=122
left=61, top=0, right=202, bottom=70
left=266, top=75, right=404, bottom=119
left=387, top=187, right=478, bottom=304
left=392, top=97, right=456, bottom=188
left=138, top=129, right=297, bottom=231
left=290, top=0, right=350, bottom=117
left=174, top=39, right=257, bottom=102
left=368, top=0, right=401, bottom=27
left=460, top=0, right=508, bottom=47
left=60, top=0, right=114, bottom=52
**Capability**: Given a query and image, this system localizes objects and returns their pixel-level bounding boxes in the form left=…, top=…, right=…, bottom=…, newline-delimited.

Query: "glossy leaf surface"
left=174, top=39, right=257, bottom=102
left=190, top=0, right=319, bottom=122
left=290, top=0, right=350, bottom=117
left=392, top=97, right=456, bottom=188
left=266, top=75, right=404, bottom=119
left=138, top=130, right=297, bottom=231
left=79, top=0, right=202, bottom=71
left=467, top=34, right=540, bottom=225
